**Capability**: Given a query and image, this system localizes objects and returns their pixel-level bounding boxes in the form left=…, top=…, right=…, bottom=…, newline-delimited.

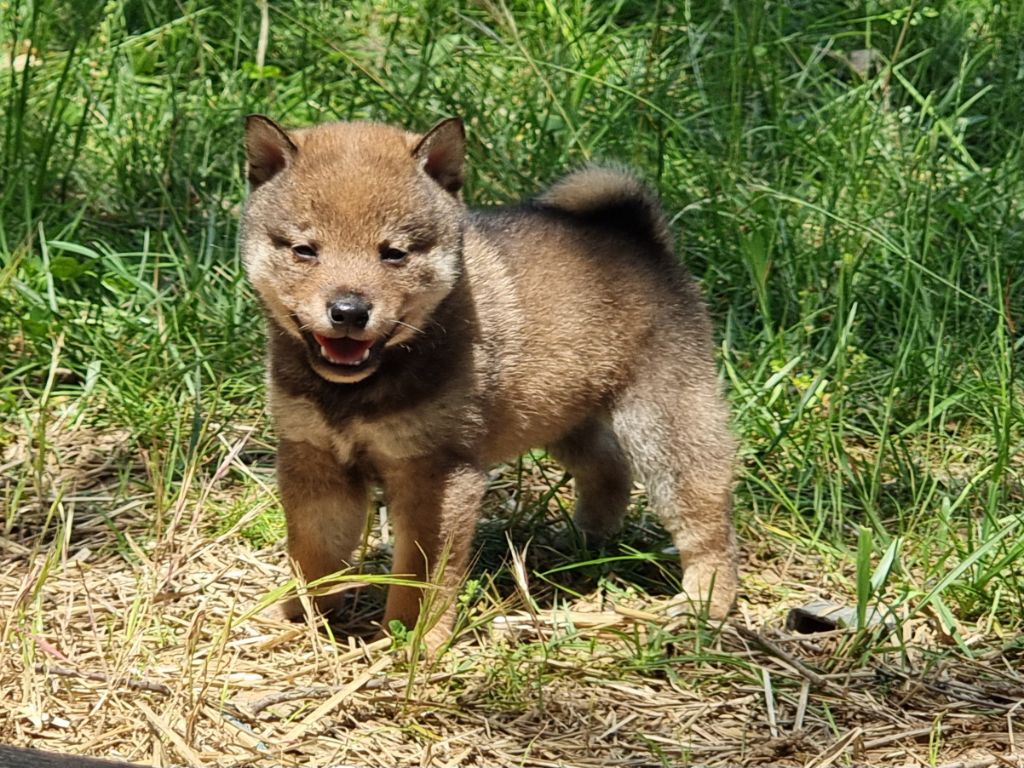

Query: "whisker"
left=287, top=312, right=315, bottom=333
left=389, top=318, right=426, bottom=335
left=289, top=313, right=425, bottom=337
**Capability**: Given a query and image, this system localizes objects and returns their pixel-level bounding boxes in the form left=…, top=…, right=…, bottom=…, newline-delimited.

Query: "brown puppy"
left=241, top=116, right=737, bottom=643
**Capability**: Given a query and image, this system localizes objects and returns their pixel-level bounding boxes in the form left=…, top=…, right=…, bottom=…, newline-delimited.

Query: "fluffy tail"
left=536, top=166, right=673, bottom=255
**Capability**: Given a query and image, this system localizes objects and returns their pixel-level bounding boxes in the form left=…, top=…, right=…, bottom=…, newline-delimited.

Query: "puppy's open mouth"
left=315, top=334, right=375, bottom=365
left=305, top=332, right=386, bottom=374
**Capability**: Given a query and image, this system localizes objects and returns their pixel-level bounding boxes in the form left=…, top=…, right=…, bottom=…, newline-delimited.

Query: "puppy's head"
left=240, top=116, right=466, bottom=383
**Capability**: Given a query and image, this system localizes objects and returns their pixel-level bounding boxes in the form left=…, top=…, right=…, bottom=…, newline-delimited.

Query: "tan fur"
left=241, top=115, right=738, bottom=643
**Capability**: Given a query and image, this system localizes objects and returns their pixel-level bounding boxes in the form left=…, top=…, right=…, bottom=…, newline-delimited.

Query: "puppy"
left=241, top=116, right=737, bottom=643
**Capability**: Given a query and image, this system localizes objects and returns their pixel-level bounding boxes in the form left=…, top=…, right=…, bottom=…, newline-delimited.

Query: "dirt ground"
left=1, top=423, right=1021, bottom=767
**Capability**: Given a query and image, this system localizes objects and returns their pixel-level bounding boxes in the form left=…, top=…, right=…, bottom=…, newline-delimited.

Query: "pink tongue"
left=314, top=334, right=374, bottom=365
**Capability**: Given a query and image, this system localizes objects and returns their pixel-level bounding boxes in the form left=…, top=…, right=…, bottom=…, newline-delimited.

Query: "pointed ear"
left=412, top=118, right=465, bottom=194
left=244, top=114, right=297, bottom=187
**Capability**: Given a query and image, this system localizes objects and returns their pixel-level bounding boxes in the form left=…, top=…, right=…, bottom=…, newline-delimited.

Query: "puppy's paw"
left=269, top=591, right=346, bottom=623
left=419, top=623, right=452, bottom=660
left=381, top=610, right=455, bottom=660
left=264, top=596, right=306, bottom=622
left=666, top=561, right=737, bottom=620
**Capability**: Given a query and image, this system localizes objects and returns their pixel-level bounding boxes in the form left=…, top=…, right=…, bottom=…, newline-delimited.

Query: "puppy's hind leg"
left=549, top=418, right=633, bottom=547
left=612, top=374, right=738, bottom=620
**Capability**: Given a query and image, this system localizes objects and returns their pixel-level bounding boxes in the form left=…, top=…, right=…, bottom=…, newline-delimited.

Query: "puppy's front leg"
left=380, top=460, right=486, bottom=643
left=277, top=438, right=368, bottom=619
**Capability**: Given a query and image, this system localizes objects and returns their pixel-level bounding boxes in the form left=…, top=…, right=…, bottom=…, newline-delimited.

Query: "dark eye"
left=379, top=245, right=408, bottom=263
left=291, top=243, right=318, bottom=261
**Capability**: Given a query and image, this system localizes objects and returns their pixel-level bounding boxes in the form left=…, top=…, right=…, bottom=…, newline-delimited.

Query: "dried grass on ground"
left=1, top=421, right=1021, bottom=767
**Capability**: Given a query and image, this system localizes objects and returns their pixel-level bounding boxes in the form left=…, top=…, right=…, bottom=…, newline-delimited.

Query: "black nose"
left=326, top=294, right=371, bottom=329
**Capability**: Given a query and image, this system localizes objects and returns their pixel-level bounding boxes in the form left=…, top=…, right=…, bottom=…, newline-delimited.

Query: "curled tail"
left=536, top=166, right=673, bottom=256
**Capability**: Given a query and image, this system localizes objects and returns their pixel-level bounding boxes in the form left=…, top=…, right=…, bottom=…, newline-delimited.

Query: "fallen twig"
left=734, top=625, right=835, bottom=691
left=38, top=664, right=172, bottom=696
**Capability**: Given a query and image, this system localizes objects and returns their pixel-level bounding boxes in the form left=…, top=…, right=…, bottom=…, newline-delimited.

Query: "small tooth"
left=317, top=341, right=371, bottom=366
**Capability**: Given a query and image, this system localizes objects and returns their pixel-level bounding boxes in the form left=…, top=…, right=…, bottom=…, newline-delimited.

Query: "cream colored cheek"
left=249, top=274, right=303, bottom=341
left=429, top=250, right=461, bottom=289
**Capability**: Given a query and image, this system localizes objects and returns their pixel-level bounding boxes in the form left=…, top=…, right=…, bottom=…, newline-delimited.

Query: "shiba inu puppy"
left=241, top=115, right=738, bottom=644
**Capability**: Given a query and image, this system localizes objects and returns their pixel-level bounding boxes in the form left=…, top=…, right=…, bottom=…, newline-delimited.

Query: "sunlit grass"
left=1, top=1, right=1022, bottom=763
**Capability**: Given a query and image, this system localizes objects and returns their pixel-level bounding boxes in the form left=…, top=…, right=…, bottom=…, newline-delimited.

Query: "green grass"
left=2, top=0, right=1023, bottom=763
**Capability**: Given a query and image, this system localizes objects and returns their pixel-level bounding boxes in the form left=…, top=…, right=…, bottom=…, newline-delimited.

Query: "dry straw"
left=1, top=421, right=1021, bottom=766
